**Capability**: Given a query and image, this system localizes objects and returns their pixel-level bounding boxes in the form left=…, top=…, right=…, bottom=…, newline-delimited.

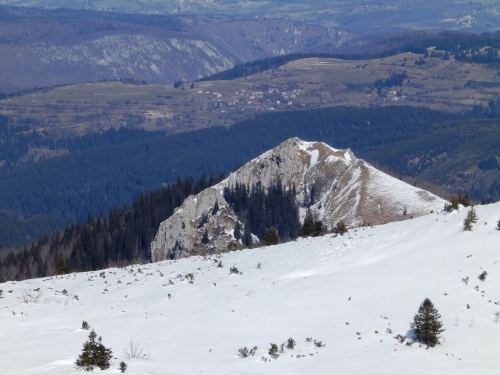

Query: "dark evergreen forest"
left=0, top=106, right=458, bottom=226
left=224, top=181, right=300, bottom=244
left=0, top=173, right=225, bottom=282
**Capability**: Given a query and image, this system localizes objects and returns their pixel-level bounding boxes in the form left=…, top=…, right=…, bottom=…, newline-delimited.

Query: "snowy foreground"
left=1, top=204, right=499, bottom=375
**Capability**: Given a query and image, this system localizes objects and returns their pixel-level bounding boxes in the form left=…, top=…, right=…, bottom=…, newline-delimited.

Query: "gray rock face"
left=150, top=187, right=241, bottom=261
left=0, top=8, right=349, bottom=92
left=151, top=137, right=446, bottom=261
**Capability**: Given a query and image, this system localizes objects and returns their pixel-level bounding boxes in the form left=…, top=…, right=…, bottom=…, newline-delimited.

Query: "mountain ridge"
left=151, top=137, right=445, bottom=260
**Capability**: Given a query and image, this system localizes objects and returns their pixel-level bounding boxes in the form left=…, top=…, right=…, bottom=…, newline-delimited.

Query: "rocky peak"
left=151, top=137, right=445, bottom=261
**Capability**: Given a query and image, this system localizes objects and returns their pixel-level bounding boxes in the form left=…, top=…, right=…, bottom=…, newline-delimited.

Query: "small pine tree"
left=81, top=321, right=89, bottom=330
left=75, top=330, right=113, bottom=371
left=119, top=361, right=127, bottom=373
left=332, top=220, right=347, bottom=235
left=286, top=338, right=296, bottom=349
left=212, top=201, right=219, bottom=216
left=268, top=343, right=278, bottom=356
left=54, top=252, right=71, bottom=275
left=313, top=220, right=325, bottom=236
left=300, top=210, right=315, bottom=237
left=497, top=219, right=500, bottom=230
left=463, top=206, right=478, bottom=231
left=478, top=271, right=487, bottom=281
left=261, top=227, right=280, bottom=246
left=202, top=229, right=209, bottom=244
left=410, top=298, right=444, bottom=347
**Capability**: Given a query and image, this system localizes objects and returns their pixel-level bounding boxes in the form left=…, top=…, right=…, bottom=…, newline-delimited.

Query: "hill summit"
left=151, top=137, right=445, bottom=260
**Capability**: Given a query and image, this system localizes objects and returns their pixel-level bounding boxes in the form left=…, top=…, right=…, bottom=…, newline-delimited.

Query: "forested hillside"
left=0, top=174, right=225, bottom=281
left=0, top=106, right=458, bottom=224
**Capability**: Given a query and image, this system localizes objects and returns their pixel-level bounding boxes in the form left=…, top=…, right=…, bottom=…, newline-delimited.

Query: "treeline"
left=224, top=181, right=300, bottom=244
left=0, top=173, right=225, bottom=282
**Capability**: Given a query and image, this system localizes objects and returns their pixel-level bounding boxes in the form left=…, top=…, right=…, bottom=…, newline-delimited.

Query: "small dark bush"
left=286, top=338, right=296, bottom=349
left=238, top=347, right=249, bottom=358
left=268, top=343, right=278, bottom=356
left=81, top=321, right=89, bottom=330
left=119, top=361, right=127, bottom=373
left=478, top=271, right=488, bottom=281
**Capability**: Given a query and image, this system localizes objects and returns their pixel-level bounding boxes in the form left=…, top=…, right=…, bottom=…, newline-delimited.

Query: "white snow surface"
left=2, top=204, right=500, bottom=374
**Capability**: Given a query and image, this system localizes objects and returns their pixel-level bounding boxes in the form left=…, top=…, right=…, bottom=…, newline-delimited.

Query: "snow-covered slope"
left=1, top=203, right=499, bottom=374
left=151, top=137, right=445, bottom=260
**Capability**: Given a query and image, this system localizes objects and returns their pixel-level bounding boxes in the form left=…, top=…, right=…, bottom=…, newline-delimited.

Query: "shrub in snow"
left=394, top=334, right=406, bottom=344
left=410, top=298, right=444, bottom=348
left=217, top=261, right=223, bottom=268
left=497, top=219, right=500, bottom=230
left=123, top=340, right=148, bottom=360
left=238, top=347, right=249, bottom=358
left=20, top=289, right=42, bottom=303
left=478, top=271, right=487, bottom=281
left=463, top=207, right=478, bottom=231
left=119, top=361, right=127, bottom=373
left=286, top=338, right=296, bottom=349
left=238, top=346, right=257, bottom=358
left=230, top=266, right=240, bottom=274
left=81, top=321, right=90, bottom=330
left=268, top=343, right=278, bottom=356
left=313, top=340, right=325, bottom=348
left=0, top=289, right=3, bottom=299
left=75, top=330, right=113, bottom=371
left=494, top=312, right=500, bottom=324
left=332, top=220, right=348, bottom=235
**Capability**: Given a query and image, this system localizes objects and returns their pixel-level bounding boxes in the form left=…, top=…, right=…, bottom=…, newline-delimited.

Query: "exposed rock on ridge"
left=151, top=137, right=446, bottom=261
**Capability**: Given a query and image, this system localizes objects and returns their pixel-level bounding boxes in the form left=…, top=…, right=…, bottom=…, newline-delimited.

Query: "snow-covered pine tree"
left=75, top=330, right=113, bottom=371
left=410, top=298, right=444, bottom=347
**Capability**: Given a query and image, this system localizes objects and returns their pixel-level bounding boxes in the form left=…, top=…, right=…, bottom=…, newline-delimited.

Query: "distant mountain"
left=0, top=5, right=347, bottom=92
left=151, top=138, right=445, bottom=260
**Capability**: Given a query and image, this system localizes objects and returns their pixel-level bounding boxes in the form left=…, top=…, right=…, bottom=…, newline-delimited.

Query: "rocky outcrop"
left=151, top=137, right=446, bottom=261
left=150, top=187, right=242, bottom=261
